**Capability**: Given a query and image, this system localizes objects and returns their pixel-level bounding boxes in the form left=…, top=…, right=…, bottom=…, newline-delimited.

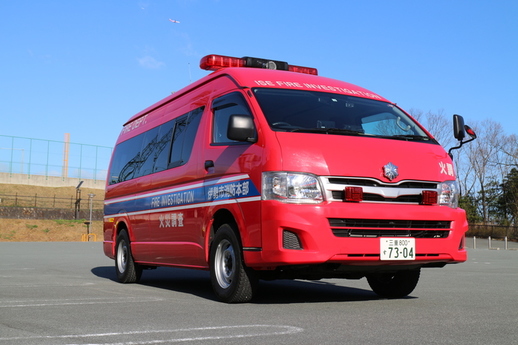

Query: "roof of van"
left=221, top=67, right=388, bottom=101
left=125, top=67, right=390, bottom=125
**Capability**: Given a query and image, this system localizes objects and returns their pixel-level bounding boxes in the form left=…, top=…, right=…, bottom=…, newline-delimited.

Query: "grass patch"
left=54, top=219, right=86, bottom=226
left=0, top=218, right=102, bottom=242
left=0, top=230, right=16, bottom=240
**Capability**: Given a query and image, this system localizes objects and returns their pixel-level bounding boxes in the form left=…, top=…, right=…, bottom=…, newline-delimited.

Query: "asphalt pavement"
left=0, top=241, right=516, bottom=345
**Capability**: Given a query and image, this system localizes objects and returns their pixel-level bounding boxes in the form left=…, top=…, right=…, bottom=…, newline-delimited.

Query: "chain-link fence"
left=0, top=134, right=112, bottom=181
left=0, top=192, right=104, bottom=220
left=0, top=192, right=104, bottom=209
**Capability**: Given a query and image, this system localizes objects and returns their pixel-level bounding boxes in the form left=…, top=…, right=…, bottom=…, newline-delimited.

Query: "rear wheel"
left=367, top=268, right=420, bottom=299
left=115, top=230, right=142, bottom=283
left=209, top=224, right=257, bottom=303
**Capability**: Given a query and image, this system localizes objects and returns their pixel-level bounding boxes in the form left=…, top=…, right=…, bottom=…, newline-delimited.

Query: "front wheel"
left=115, top=230, right=142, bottom=283
left=367, top=268, right=420, bottom=299
left=209, top=224, right=257, bottom=303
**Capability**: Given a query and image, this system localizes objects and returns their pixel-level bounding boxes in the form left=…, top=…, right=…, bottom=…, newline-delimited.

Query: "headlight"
left=438, top=180, right=460, bottom=208
left=262, top=172, right=324, bottom=204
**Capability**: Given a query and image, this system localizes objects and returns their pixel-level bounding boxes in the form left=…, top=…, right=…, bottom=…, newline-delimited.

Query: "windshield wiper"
left=289, top=128, right=364, bottom=136
left=391, top=134, right=432, bottom=141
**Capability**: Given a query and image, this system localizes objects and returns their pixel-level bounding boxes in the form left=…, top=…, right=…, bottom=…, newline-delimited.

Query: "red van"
left=103, top=54, right=475, bottom=302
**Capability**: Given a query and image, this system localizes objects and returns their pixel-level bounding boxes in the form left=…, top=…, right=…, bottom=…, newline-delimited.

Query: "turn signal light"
left=345, top=187, right=363, bottom=202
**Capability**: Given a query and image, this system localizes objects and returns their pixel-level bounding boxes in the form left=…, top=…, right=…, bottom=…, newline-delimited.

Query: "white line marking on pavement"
left=0, top=325, right=304, bottom=344
left=0, top=296, right=163, bottom=308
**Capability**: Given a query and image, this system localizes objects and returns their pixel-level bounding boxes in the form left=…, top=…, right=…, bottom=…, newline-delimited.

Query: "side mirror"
left=453, top=114, right=465, bottom=141
left=227, top=114, right=257, bottom=143
left=449, top=114, right=476, bottom=158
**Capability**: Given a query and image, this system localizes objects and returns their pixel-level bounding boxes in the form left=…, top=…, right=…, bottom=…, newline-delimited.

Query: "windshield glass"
left=253, top=88, right=435, bottom=143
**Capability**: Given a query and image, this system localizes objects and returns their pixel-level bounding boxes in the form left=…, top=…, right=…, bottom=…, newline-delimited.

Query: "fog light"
left=422, top=190, right=438, bottom=205
left=345, top=187, right=363, bottom=202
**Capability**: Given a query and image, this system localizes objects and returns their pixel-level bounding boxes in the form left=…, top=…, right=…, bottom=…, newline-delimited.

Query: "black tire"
left=115, top=230, right=142, bottom=283
left=209, top=224, right=257, bottom=303
left=367, top=268, right=420, bottom=299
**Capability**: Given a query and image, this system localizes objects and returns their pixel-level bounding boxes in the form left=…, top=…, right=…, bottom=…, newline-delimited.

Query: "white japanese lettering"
left=158, top=212, right=185, bottom=228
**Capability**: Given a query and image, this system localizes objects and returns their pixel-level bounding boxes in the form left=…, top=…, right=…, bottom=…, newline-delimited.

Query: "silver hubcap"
left=214, top=239, right=235, bottom=289
left=117, top=241, right=128, bottom=273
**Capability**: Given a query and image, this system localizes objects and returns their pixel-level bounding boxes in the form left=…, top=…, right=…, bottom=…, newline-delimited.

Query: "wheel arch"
left=205, top=208, right=241, bottom=263
left=110, top=217, right=133, bottom=256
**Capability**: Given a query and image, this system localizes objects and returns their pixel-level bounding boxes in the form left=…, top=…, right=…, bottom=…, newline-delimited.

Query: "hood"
left=275, top=132, right=456, bottom=182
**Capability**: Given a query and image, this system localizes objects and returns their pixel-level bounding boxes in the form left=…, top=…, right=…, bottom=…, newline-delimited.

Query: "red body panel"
left=244, top=201, right=467, bottom=268
left=274, top=133, right=453, bottom=180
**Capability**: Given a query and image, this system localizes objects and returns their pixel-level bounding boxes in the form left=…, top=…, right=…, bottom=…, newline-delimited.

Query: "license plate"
left=380, top=238, right=415, bottom=260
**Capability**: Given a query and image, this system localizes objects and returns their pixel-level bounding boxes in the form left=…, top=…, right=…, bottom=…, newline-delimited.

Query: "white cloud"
left=137, top=55, right=165, bottom=69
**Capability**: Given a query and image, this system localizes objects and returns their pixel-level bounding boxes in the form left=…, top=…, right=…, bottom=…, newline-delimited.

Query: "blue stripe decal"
left=104, top=176, right=260, bottom=216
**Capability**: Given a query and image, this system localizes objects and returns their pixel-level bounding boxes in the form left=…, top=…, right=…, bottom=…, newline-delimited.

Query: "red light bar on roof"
left=200, top=54, right=245, bottom=70
left=288, top=64, right=318, bottom=75
left=199, top=54, right=318, bottom=75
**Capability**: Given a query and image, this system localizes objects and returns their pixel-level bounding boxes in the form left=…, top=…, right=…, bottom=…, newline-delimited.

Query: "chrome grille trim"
left=322, top=176, right=439, bottom=204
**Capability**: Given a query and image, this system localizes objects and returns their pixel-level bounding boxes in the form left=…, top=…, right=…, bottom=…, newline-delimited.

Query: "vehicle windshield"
left=253, top=88, right=435, bottom=143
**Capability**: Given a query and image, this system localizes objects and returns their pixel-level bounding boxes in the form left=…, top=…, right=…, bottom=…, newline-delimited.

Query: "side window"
left=169, top=115, right=188, bottom=167
left=212, top=92, right=252, bottom=144
left=169, top=107, right=203, bottom=168
left=152, top=119, right=175, bottom=173
left=109, top=106, right=204, bottom=185
left=109, top=135, right=143, bottom=185
left=136, top=126, right=160, bottom=177
left=180, top=107, right=203, bottom=163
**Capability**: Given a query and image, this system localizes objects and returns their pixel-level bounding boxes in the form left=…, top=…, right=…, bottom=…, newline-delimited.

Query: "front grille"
left=329, top=218, right=451, bottom=238
left=329, top=219, right=450, bottom=228
left=328, top=178, right=437, bottom=189
left=332, top=191, right=421, bottom=203
left=332, top=229, right=449, bottom=238
left=323, top=176, right=439, bottom=204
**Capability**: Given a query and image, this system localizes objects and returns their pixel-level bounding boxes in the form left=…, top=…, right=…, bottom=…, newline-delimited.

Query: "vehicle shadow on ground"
left=91, top=265, right=215, bottom=300
left=91, top=266, right=408, bottom=304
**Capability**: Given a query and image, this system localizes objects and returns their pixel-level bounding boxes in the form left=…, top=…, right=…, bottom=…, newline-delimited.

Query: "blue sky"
left=1, top=0, right=517, bottom=149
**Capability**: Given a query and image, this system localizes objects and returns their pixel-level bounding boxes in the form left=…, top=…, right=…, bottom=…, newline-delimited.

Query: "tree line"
left=411, top=109, right=518, bottom=227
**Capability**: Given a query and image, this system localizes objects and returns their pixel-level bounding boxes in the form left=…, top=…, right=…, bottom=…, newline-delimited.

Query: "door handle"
left=204, top=160, right=214, bottom=171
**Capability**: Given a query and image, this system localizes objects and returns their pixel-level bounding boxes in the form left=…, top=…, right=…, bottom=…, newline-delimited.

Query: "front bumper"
left=244, top=201, right=468, bottom=269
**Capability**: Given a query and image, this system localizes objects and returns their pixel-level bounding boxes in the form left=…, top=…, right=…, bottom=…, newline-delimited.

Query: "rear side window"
left=109, top=107, right=203, bottom=185
left=151, top=119, right=176, bottom=173
left=108, top=135, right=142, bottom=184
left=137, top=126, right=160, bottom=177
left=169, top=108, right=203, bottom=168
